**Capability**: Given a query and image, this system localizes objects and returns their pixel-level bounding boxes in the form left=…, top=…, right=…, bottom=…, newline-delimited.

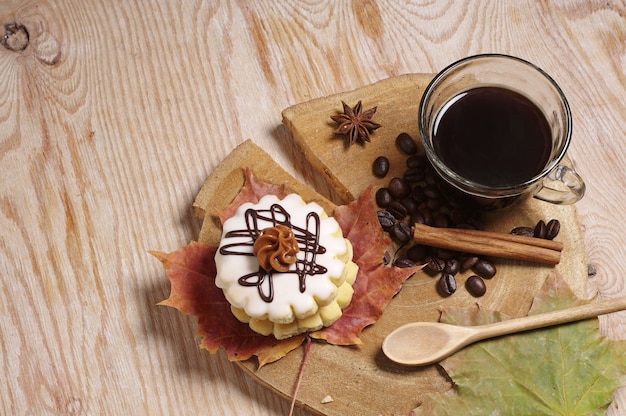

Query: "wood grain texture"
left=1, top=1, right=625, bottom=415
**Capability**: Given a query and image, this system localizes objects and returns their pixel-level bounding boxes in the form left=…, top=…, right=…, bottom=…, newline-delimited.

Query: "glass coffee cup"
left=418, top=54, right=585, bottom=210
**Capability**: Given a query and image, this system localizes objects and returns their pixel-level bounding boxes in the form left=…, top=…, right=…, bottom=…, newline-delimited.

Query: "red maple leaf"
left=152, top=243, right=305, bottom=366
left=217, top=168, right=290, bottom=224
left=310, top=187, right=420, bottom=345
left=152, top=172, right=419, bottom=364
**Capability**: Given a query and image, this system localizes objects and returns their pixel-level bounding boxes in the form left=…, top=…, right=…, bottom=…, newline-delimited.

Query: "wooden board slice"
left=193, top=75, right=588, bottom=416
left=281, top=73, right=433, bottom=205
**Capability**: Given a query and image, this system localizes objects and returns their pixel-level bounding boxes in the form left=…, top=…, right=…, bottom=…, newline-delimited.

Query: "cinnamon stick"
left=412, top=223, right=562, bottom=265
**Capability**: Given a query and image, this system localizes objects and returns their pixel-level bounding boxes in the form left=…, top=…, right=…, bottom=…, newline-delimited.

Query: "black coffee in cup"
left=432, top=86, right=552, bottom=188
left=420, top=55, right=585, bottom=208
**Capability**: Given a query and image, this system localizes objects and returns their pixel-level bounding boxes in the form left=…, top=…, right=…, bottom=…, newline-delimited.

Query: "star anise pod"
left=330, top=100, right=381, bottom=146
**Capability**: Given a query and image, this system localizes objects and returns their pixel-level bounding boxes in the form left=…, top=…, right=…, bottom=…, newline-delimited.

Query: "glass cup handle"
left=533, top=165, right=586, bottom=205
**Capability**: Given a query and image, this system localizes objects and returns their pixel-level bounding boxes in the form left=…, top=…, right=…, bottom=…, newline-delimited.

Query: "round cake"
left=215, top=193, right=358, bottom=339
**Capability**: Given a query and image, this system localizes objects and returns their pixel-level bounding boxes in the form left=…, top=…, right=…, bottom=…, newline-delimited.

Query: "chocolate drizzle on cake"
left=219, top=203, right=327, bottom=302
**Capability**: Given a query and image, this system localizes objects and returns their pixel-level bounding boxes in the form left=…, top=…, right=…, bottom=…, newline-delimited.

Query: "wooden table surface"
left=2, top=1, right=626, bottom=415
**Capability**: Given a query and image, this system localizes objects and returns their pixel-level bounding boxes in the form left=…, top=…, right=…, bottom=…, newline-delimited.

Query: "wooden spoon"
left=382, top=296, right=626, bottom=366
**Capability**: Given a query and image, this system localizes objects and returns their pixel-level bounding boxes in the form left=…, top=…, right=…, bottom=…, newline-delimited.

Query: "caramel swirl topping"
left=253, top=225, right=300, bottom=272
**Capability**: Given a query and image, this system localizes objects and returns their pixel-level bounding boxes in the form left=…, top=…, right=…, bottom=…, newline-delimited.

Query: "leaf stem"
left=289, top=335, right=312, bottom=416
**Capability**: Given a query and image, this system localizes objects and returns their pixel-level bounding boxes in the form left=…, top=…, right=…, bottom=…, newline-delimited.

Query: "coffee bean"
left=437, top=203, right=453, bottom=217
left=375, top=187, right=392, bottom=207
left=437, top=273, right=457, bottom=297
left=423, top=185, right=441, bottom=200
left=444, top=258, right=460, bottom=275
left=426, top=198, right=444, bottom=211
left=406, top=244, right=428, bottom=262
left=400, top=198, right=418, bottom=214
left=432, top=212, right=450, bottom=228
left=417, top=207, right=433, bottom=225
left=465, top=275, right=486, bottom=297
left=396, top=132, right=418, bottom=155
left=433, top=247, right=456, bottom=261
left=388, top=177, right=411, bottom=199
left=449, top=208, right=470, bottom=225
left=545, top=219, right=561, bottom=240
left=390, top=221, right=412, bottom=243
left=472, top=258, right=496, bottom=279
left=410, top=185, right=427, bottom=204
left=534, top=220, right=547, bottom=239
left=394, top=257, right=417, bottom=268
left=461, top=255, right=480, bottom=271
left=372, top=156, right=390, bottom=178
left=404, top=167, right=426, bottom=183
left=510, top=226, right=535, bottom=237
left=377, top=210, right=395, bottom=231
left=387, top=201, right=408, bottom=220
left=424, top=256, right=445, bottom=275
left=406, top=155, right=427, bottom=169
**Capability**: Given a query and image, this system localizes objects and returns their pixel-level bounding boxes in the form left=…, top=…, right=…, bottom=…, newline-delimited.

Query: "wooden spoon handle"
left=476, top=296, right=626, bottom=341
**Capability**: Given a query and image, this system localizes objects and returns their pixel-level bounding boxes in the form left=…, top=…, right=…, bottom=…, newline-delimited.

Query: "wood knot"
left=587, top=263, right=597, bottom=278
left=2, top=23, right=29, bottom=52
left=34, top=31, right=62, bottom=65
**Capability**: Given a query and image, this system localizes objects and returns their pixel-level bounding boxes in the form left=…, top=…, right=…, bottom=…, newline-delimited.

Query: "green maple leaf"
left=414, top=273, right=626, bottom=416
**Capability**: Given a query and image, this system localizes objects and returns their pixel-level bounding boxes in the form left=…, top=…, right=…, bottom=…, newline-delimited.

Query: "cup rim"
left=418, top=53, right=572, bottom=197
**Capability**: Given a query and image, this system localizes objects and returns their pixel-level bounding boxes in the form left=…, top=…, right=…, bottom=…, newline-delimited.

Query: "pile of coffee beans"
left=373, top=132, right=561, bottom=298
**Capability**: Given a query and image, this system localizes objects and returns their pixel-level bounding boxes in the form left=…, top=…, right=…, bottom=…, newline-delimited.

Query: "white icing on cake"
left=215, top=193, right=355, bottom=333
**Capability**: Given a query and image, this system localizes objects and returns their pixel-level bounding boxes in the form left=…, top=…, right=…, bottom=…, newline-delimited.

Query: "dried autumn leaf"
left=217, top=168, right=291, bottom=224
left=153, top=172, right=419, bottom=364
left=413, top=273, right=626, bottom=416
left=151, top=243, right=304, bottom=367
left=310, top=186, right=421, bottom=345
